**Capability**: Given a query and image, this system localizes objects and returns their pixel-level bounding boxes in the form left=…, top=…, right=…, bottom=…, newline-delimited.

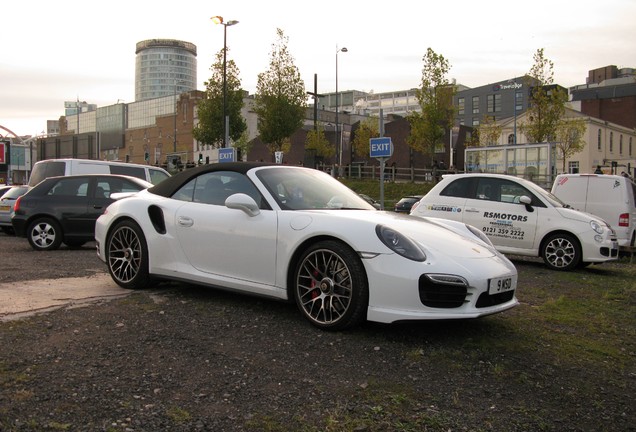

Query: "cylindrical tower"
left=135, top=39, right=197, bottom=101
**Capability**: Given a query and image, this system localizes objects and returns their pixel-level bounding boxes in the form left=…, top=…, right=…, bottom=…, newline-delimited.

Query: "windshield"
left=255, top=167, right=375, bottom=210
left=521, top=177, right=567, bottom=208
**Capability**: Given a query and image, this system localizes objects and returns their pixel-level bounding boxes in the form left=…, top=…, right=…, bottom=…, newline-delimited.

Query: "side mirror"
left=519, top=195, right=534, bottom=212
left=225, top=193, right=261, bottom=217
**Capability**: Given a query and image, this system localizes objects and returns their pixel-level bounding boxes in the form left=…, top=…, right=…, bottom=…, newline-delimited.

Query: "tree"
left=232, top=129, right=253, bottom=161
left=475, top=115, right=503, bottom=146
left=407, top=48, right=456, bottom=158
left=555, top=116, right=587, bottom=173
left=193, top=49, right=246, bottom=147
left=351, top=118, right=380, bottom=158
left=519, top=48, right=568, bottom=143
left=305, top=124, right=335, bottom=159
left=254, top=28, right=306, bottom=155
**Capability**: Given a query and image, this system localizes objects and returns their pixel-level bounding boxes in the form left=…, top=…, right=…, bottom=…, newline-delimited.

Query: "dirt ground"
left=0, top=232, right=634, bottom=431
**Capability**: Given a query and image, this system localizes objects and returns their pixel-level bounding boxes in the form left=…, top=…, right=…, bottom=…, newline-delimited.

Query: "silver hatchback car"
left=0, top=185, right=30, bottom=234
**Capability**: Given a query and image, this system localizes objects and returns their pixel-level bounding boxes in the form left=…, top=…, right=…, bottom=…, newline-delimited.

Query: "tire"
left=27, top=218, right=63, bottom=251
left=293, top=240, right=368, bottom=331
left=106, top=220, right=151, bottom=289
left=541, top=233, right=581, bottom=271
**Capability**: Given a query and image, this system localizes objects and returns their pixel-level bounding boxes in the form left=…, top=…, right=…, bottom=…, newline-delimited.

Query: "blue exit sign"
left=219, top=148, right=235, bottom=162
left=369, top=137, right=393, bottom=158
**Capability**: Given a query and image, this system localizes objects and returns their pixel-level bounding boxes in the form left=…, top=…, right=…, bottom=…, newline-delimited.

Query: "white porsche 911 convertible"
left=95, top=162, right=518, bottom=330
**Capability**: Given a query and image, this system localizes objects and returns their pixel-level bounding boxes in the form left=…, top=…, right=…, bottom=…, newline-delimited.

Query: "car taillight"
left=619, top=213, right=629, bottom=227
left=13, top=196, right=22, bottom=212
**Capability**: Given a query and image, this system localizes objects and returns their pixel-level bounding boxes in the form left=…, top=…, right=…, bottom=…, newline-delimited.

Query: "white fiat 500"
left=95, top=163, right=518, bottom=331
left=410, top=173, right=619, bottom=271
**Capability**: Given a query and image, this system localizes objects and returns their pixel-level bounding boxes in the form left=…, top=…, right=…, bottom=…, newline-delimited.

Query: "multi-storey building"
left=135, top=39, right=197, bottom=102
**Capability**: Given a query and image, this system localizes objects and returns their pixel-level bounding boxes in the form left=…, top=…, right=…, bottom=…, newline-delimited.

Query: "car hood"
left=303, top=210, right=499, bottom=259
left=555, top=207, right=603, bottom=224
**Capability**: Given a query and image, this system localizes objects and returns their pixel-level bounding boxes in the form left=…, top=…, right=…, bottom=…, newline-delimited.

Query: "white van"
left=551, top=174, right=636, bottom=247
left=28, top=159, right=170, bottom=187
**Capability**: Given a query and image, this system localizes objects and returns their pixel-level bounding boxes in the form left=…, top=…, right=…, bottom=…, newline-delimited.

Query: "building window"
left=610, top=132, right=613, bottom=152
left=458, top=97, right=465, bottom=115
left=515, top=91, right=523, bottom=111
left=472, top=96, right=479, bottom=114
left=630, top=137, right=633, bottom=156
left=487, top=94, right=501, bottom=113
left=568, top=161, right=579, bottom=174
left=507, top=134, right=515, bottom=144
left=619, top=135, right=623, bottom=154
left=598, top=129, right=602, bottom=150
left=472, top=118, right=480, bottom=126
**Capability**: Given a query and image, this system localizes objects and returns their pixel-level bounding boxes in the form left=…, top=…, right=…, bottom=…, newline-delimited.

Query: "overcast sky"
left=1, top=0, right=634, bottom=137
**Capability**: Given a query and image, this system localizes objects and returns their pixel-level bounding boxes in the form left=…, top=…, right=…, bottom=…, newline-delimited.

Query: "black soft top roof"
left=148, top=162, right=275, bottom=198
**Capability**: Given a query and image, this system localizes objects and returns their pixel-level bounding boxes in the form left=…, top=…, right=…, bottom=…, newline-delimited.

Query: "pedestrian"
left=594, top=165, right=603, bottom=174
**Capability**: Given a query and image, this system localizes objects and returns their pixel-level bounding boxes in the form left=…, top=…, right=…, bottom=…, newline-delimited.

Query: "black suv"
left=12, top=174, right=151, bottom=251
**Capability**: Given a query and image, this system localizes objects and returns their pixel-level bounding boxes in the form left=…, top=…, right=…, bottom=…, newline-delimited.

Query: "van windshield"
left=28, top=161, right=65, bottom=187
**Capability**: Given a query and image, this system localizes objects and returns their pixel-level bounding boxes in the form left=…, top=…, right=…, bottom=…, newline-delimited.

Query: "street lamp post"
left=335, top=46, right=347, bottom=173
left=212, top=15, right=239, bottom=148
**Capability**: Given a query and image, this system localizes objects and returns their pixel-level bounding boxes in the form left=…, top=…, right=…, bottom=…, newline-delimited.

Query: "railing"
left=316, top=163, right=555, bottom=189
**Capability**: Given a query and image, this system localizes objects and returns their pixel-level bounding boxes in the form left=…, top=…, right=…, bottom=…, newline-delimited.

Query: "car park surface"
left=410, top=173, right=619, bottom=271
left=95, top=162, right=518, bottom=330
left=12, top=174, right=152, bottom=251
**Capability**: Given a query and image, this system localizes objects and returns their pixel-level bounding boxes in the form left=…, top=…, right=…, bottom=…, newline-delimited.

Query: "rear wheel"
left=541, top=233, right=581, bottom=271
left=27, top=218, right=63, bottom=251
left=293, top=240, right=368, bottom=330
left=106, top=220, right=151, bottom=289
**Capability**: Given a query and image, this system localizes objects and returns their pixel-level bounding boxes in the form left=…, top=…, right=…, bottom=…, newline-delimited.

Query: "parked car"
left=0, top=185, right=13, bottom=198
left=12, top=174, right=152, bottom=251
left=95, top=162, right=518, bottom=331
left=410, top=173, right=619, bottom=271
left=394, top=195, right=424, bottom=213
left=0, top=185, right=30, bottom=234
left=551, top=174, right=636, bottom=248
left=28, top=158, right=170, bottom=187
left=358, top=193, right=381, bottom=209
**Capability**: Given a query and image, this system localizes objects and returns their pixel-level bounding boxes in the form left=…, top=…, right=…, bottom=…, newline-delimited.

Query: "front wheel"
left=27, top=218, right=63, bottom=251
left=106, top=220, right=151, bottom=289
left=541, top=233, right=581, bottom=271
left=293, top=240, right=368, bottom=331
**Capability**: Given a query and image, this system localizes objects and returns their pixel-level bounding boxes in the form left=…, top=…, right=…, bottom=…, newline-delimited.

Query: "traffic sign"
left=369, top=137, right=393, bottom=158
left=219, top=148, right=235, bottom=163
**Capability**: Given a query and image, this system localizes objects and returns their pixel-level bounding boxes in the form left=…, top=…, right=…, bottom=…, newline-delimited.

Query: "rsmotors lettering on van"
left=483, top=212, right=528, bottom=222
left=426, top=204, right=462, bottom=213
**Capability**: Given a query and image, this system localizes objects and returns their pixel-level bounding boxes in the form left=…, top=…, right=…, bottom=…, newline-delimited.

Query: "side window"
left=172, top=178, right=198, bottom=202
left=49, top=178, right=90, bottom=197
left=475, top=179, right=500, bottom=201
left=192, top=172, right=263, bottom=207
left=440, top=178, right=473, bottom=198
left=110, top=165, right=146, bottom=181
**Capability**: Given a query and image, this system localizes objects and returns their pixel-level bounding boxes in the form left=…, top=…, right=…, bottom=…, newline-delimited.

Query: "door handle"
left=465, top=208, right=480, bottom=213
left=178, top=216, right=194, bottom=227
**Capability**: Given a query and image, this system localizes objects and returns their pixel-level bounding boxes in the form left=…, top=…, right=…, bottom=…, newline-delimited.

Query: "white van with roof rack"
left=28, top=159, right=170, bottom=187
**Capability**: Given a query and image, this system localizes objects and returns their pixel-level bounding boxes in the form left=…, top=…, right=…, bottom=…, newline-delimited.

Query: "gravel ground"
left=0, top=232, right=634, bottom=432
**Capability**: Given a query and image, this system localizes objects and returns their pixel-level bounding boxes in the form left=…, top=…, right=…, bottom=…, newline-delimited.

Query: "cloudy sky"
left=1, top=0, right=634, bottom=137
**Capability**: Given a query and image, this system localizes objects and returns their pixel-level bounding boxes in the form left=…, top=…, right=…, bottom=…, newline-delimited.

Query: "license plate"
left=489, top=275, right=517, bottom=295
left=0, top=205, right=10, bottom=212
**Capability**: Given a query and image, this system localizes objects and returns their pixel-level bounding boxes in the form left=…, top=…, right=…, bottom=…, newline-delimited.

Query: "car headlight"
left=590, top=220, right=605, bottom=235
left=465, top=224, right=495, bottom=247
left=376, top=225, right=426, bottom=261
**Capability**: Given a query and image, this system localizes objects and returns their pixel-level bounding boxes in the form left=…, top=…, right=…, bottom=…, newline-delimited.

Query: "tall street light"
left=335, top=46, right=347, bottom=173
left=212, top=15, right=239, bottom=148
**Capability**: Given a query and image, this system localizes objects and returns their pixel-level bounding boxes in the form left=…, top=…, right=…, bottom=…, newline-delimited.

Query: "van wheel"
left=541, top=233, right=581, bottom=271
